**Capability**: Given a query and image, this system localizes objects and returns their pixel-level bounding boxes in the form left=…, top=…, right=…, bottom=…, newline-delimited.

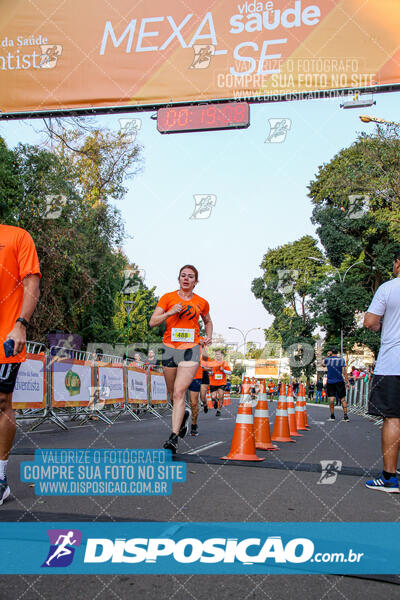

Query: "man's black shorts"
left=210, top=384, right=225, bottom=393
left=161, top=344, right=200, bottom=368
left=326, top=381, right=346, bottom=399
left=0, top=363, right=21, bottom=394
left=368, top=374, right=400, bottom=418
left=188, top=378, right=202, bottom=393
left=201, top=370, right=209, bottom=385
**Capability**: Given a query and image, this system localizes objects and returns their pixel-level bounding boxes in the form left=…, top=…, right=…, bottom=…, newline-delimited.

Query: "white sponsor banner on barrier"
left=52, top=362, right=92, bottom=404
left=127, top=369, right=147, bottom=403
left=151, top=373, right=167, bottom=403
left=98, top=366, right=124, bottom=402
left=13, top=358, right=44, bottom=405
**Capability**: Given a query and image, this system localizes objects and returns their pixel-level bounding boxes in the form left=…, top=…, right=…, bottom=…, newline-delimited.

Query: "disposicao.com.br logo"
left=83, top=536, right=363, bottom=565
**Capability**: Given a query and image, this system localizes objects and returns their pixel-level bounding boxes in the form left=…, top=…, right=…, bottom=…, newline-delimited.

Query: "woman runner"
left=149, top=265, right=212, bottom=453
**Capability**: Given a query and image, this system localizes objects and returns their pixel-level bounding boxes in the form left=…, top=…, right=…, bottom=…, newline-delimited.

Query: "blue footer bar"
left=0, top=522, right=398, bottom=574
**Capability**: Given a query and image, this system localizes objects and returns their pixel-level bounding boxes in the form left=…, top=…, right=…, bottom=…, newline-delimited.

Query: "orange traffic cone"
left=295, top=384, right=309, bottom=431
left=254, top=379, right=279, bottom=451
left=221, top=378, right=263, bottom=461
left=301, top=383, right=311, bottom=429
left=287, top=384, right=302, bottom=437
left=271, top=383, right=296, bottom=443
left=223, top=391, right=231, bottom=406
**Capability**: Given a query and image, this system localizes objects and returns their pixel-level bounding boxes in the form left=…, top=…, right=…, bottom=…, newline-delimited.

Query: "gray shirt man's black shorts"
left=0, top=363, right=21, bottom=394
left=368, top=374, right=400, bottom=418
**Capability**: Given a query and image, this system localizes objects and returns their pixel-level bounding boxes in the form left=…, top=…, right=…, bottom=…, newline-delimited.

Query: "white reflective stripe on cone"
left=240, top=395, right=252, bottom=403
left=275, top=409, right=287, bottom=417
left=236, top=414, right=253, bottom=424
left=287, top=407, right=295, bottom=414
left=254, top=409, right=269, bottom=418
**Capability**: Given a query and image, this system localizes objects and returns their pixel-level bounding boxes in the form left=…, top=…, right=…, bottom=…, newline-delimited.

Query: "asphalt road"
left=1, top=398, right=399, bottom=599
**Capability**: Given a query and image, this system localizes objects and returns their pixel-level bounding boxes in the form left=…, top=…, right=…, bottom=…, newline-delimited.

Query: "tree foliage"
left=0, top=120, right=160, bottom=350
left=308, top=125, right=400, bottom=356
left=252, top=235, right=325, bottom=377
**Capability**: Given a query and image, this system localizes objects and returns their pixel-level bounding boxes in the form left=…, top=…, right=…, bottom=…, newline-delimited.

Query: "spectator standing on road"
left=315, top=378, right=323, bottom=403
left=323, top=348, right=350, bottom=422
left=364, top=250, right=400, bottom=493
left=308, top=382, right=315, bottom=401
left=0, top=225, right=41, bottom=506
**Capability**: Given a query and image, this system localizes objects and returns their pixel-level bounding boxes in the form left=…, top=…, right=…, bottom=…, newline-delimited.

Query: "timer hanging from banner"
left=157, top=103, right=249, bottom=134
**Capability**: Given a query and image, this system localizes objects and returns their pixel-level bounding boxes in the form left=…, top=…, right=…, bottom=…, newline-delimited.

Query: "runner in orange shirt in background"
left=0, top=225, right=41, bottom=506
left=209, top=349, right=231, bottom=417
left=149, top=265, right=212, bottom=453
left=188, top=338, right=211, bottom=436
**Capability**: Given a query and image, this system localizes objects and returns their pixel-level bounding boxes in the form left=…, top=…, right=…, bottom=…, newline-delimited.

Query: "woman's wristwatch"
left=16, top=317, right=29, bottom=328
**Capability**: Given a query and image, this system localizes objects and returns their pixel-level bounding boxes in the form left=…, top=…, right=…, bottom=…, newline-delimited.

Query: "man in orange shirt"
left=0, top=224, right=41, bottom=505
left=209, top=350, right=231, bottom=417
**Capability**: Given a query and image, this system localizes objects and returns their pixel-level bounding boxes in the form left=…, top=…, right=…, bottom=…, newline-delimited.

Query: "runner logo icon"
left=190, top=194, right=217, bottom=219
left=265, top=118, right=291, bottom=143
left=42, top=529, right=82, bottom=567
left=189, top=45, right=215, bottom=69
left=318, top=460, right=342, bottom=485
left=40, top=45, right=62, bottom=69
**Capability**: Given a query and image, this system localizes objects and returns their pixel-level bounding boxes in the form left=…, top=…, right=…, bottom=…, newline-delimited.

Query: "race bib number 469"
left=171, top=328, right=195, bottom=343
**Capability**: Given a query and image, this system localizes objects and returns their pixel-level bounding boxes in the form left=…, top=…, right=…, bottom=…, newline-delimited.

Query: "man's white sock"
left=0, top=459, right=8, bottom=481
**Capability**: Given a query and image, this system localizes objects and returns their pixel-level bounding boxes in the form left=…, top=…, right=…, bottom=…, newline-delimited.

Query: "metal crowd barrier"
left=14, top=343, right=170, bottom=432
left=346, top=378, right=382, bottom=424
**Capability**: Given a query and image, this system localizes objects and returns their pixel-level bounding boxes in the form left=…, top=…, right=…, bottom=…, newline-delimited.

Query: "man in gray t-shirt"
left=364, top=249, right=400, bottom=493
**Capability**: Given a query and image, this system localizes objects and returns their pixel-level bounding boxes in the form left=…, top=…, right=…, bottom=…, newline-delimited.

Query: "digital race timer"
left=157, top=102, right=249, bottom=134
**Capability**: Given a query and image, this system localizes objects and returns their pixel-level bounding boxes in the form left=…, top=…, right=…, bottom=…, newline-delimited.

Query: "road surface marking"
left=184, top=441, right=224, bottom=455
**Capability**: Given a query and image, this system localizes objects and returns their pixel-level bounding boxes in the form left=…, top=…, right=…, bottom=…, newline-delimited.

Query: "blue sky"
left=1, top=92, right=398, bottom=349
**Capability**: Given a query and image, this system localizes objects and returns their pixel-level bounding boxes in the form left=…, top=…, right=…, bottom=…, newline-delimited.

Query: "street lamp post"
left=360, top=115, right=400, bottom=127
left=308, top=257, right=363, bottom=355
left=123, top=300, right=135, bottom=359
left=228, top=327, right=262, bottom=377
